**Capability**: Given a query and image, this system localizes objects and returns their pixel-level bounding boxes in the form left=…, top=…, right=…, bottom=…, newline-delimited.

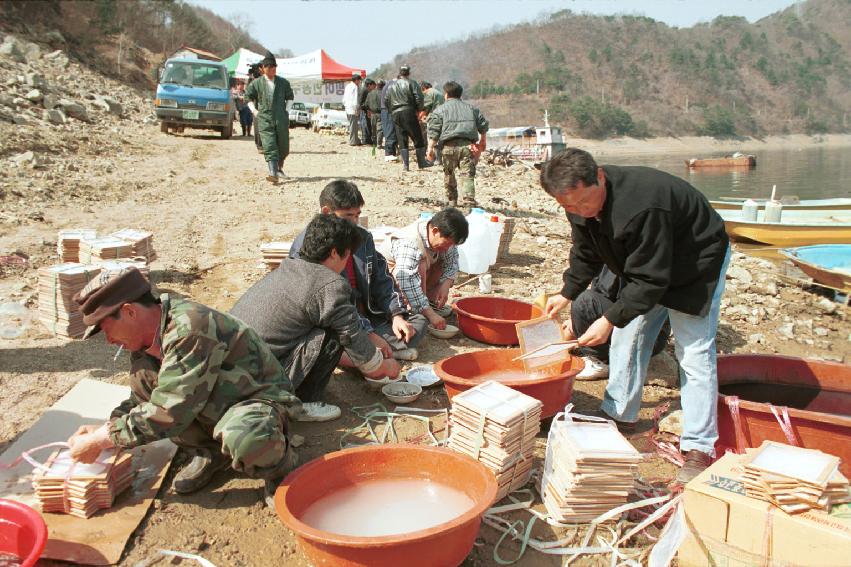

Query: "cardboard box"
left=679, top=453, right=851, bottom=567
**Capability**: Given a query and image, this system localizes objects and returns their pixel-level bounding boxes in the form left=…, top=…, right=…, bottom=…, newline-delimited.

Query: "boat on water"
left=718, top=208, right=851, bottom=246
left=780, top=245, right=851, bottom=292
left=711, top=197, right=851, bottom=211
left=686, top=154, right=756, bottom=168
left=716, top=354, right=851, bottom=477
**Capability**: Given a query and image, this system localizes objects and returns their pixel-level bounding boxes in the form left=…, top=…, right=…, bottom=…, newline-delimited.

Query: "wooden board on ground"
left=0, top=378, right=177, bottom=565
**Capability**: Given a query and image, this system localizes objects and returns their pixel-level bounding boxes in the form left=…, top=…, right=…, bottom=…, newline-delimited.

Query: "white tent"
left=276, top=49, right=365, bottom=104
left=222, top=48, right=263, bottom=79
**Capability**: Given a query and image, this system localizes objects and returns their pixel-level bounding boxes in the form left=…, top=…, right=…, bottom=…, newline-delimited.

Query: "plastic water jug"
left=742, top=199, right=759, bottom=222
left=457, top=211, right=491, bottom=274
left=764, top=200, right=783, bottom=223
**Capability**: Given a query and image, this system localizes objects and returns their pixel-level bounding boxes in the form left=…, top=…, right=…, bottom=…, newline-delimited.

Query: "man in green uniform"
left=245, top=51, right=294, bottom=183
left=421, top=81, right=445, bottom=164
left=426, top=81, right=489, bottom=207
left=66, top=267, right=300, bottom=507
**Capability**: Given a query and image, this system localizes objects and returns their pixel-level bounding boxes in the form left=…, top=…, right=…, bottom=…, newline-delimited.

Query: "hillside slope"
left=374, top=0, right=851, bottom=136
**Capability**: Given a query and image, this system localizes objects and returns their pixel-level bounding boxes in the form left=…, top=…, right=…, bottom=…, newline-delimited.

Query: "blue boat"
left=780, top=245, right=851, bottom=292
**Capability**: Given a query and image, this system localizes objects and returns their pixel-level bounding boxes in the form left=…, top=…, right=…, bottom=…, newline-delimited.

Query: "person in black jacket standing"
left=540, top=148, right=730, bottom=483
left=384, top=64, right=431, bottom=171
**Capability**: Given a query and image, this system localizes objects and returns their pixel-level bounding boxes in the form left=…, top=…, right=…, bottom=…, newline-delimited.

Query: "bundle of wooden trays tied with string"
left=539, top=414, right=642, bottom=523
left=447, top=380, right=542, bottom=500
left=32, top=448, right=133, bottom=519
left=260, top=241, right=291, bottom=271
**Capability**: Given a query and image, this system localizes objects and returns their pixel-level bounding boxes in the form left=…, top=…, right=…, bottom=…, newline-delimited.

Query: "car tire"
left=160, top=122, right=169, bottom=134
left=221, top=122, right=232, bottom=139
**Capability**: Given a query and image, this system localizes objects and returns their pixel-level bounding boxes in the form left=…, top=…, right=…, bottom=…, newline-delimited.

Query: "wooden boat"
left=685, top=154, right=756, bottom=168
left=711, top=197, right=851, bottom=211
left=780, top=245, right=851, bottom=292
left=716, top=354, right=851, bottom=477
left=718, top=209, right=851, bottom=246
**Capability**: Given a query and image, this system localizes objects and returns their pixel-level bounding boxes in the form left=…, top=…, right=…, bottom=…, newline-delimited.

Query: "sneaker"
left=266, top=174, right=279, bottom=184
left=293, top=401, right=342, bottom=423
left=676, top=450, right=712, bottom=484
left=461, top=197, right=478, bottom=208
left=393, top=348, right=418, bottom=361
left=384, top=155, right=398, bottom=162
left=173, top=448, right=230, bottom=494
left=575, top=356, right=609, bottom=381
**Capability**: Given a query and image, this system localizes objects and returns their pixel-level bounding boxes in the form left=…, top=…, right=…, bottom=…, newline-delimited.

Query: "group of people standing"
left=343, top=64, right=490, bottom=208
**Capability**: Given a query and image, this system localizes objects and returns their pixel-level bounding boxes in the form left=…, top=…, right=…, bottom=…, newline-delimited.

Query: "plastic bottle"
left=764, top=200, right=783, bottom=223
left=457, top=212, right=491, bottom=274
left=742, top=199, right=759, bottom=222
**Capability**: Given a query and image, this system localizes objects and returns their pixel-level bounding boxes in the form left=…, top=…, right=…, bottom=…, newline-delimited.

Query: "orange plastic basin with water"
left=434, top=348, right=584, bottom=418
left=0, top=499, right=47, bottom=567
left=452, top=297, right=543, bottom=345
left=274, top=444, right=497, bottom=567
left=716, top=354, right=851, bottom=477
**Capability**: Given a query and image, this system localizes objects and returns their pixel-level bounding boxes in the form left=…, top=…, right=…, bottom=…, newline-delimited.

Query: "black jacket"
left=289, top=224, right=406, bottom=331
left=560, top=165, right=729, bottom=327
left=384, top=77, right=423, bottom=113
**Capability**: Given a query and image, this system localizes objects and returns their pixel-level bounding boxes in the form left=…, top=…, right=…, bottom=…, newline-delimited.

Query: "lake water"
left=614, top=145, right=851, bottom=201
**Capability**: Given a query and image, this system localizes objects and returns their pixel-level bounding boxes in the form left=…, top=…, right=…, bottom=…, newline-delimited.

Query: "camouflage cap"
left=73, top=267, right=151, bottom=338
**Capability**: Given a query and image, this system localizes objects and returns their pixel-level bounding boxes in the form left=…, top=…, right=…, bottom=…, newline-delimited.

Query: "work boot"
left=173, top=448, right=230, bottom=494
left=676, top=450, right=712, bottom=484
left=266, top=160, right=279, bottom=183
left=399, top=148, right=410, bottom=171
left=415, top=147, right=433, bottom=169
left=262, top=443, right=299, bottom=508
left=277, top=158, right=286, bottom=177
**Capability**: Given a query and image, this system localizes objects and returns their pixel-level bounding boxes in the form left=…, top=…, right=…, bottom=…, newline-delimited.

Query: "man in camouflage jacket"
left=66, top=267, right=299, bottom=506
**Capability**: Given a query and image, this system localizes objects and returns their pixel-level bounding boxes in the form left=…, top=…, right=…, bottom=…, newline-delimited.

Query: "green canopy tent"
left=221, top=48, right=263, bottom=79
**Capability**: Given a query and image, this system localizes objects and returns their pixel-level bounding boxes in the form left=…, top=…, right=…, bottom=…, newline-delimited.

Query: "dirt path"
left=1, top=125, right=849, bottom=566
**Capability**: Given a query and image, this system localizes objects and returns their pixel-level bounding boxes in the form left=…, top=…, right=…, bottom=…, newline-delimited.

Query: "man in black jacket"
left=289, top=180, right=428, bottom=361
left=384, top=64, right=431, bottom=171
left=541, top=148, right=730, bottom=483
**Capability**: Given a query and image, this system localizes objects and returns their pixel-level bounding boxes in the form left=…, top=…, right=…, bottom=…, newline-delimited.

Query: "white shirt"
left=343, top=81, right=359, bottom=114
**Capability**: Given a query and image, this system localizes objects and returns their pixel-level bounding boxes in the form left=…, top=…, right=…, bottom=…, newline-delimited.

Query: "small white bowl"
left=364, top=375, right=401, bottom=389
left=428, top=323, right=459, bottom=339
left=382, top=382, right=422, bottom=404
left=405, top=365, right=441, bottom=388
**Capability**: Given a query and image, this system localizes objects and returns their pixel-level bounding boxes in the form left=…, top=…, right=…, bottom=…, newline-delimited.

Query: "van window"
left=162, top=62, right=228, bottom=90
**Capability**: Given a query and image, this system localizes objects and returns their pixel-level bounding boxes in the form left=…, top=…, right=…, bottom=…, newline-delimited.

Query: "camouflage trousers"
left=441, top=144, right=476, bottom=203
left=125, top=354, right=291, bottom=481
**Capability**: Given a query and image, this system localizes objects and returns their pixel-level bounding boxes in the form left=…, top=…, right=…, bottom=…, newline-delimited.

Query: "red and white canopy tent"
left=276, top=49, right=366, bottom=104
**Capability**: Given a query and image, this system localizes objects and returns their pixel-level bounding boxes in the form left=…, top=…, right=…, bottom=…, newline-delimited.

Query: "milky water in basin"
left=299, top=478, right=475, bottom=537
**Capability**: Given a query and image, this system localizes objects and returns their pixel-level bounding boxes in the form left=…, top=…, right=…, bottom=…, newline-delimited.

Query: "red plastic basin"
left=452, top=297, right=543, bottom=345
left=274, top=444, right=497, bottom=567
left=434, top=348, right=583, bottom=418
left=716, top=354, right=851, bottom=477
left=0, top=499, right=47, bottom=567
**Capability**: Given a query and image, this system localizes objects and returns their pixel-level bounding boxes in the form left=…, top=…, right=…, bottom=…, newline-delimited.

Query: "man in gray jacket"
left=426, top=81, right=489, bottom=207
left=231, top=214, right=401, bottom=422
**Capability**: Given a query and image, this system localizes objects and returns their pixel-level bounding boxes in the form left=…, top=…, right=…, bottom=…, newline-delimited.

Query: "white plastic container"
left=457, top=211, right=491, bottom=274
left=764, top=200, right=783, bottom=223
left=742, top=199, right=759, bottom=222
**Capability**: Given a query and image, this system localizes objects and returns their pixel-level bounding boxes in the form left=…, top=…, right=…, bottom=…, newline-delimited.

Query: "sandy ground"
left=1, top=126, right=850, bottom=566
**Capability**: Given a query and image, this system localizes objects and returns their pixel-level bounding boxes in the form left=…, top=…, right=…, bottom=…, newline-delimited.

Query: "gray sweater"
left=230, top=259, right=382, bottom=382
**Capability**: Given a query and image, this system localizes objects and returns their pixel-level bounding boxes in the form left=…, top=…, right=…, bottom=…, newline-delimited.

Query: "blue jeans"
left=601, top=246, right=731, bottom=456
left=381, top=108, right=397, bottom=155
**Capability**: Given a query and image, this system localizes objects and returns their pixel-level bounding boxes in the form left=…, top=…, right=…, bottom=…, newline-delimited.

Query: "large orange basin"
left=274, top=445, right=497, bottom=567
left=716, top=354, right=851, bottom=477
left=452, top=296, right=543, bottom=345
left=434, top=348, right=583, bottom=418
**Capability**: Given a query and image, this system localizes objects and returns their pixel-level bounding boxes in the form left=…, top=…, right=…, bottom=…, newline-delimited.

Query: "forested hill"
left=373, top=0, right=851, bottom=137
left=0, top=0, right=270, bottom=89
